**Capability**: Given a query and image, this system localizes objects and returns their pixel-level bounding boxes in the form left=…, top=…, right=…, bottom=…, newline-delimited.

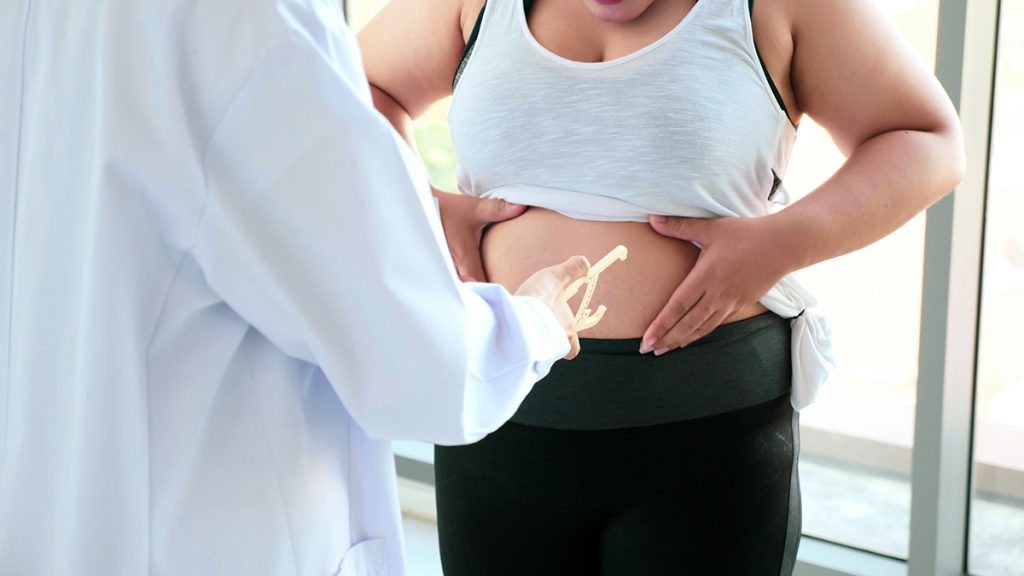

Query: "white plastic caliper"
left=563, top=245, right=629, bottom=332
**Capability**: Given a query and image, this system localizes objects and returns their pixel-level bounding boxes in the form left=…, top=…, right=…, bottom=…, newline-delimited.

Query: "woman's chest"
left=449, top=55, right=786, bottom=199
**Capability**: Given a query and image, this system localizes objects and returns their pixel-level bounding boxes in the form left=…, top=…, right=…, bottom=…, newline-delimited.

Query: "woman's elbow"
left=917, top=114, right=966, bottom=208
left=933, top=100, right=967, bottom=196
left=941, top=116, right=967, bottom=193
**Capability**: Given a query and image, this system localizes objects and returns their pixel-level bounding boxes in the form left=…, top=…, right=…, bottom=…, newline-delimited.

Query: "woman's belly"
left=482, top=207, right=768, bottom=339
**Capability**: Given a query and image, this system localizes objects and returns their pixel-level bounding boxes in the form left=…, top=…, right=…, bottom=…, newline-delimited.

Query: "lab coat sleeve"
left=191, top=33, right=569, bottom=445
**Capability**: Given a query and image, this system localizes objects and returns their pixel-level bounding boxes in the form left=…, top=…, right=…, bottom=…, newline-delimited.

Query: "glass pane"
left=970, top=1, right=1024, bottom=574
left=348, top=0, right=460, bottom=193
left=792, top=0, right=939, bottom=559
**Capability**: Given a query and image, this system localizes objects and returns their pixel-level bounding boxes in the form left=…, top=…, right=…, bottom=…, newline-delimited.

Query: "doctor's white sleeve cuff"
left=460, top=282, right=570, bottom=374
left=507, top=295, right=571, bottom=364
left=448, top=283, right=569, bottom=444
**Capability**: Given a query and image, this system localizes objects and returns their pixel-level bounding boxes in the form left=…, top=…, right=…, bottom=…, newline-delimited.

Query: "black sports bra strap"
left=453, top=3, right=486, bottom=91
left=748, top=0, right=792, bottom=122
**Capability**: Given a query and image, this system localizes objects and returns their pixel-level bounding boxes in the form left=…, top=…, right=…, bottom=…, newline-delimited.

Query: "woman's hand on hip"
left=514, top=256, right=592, bottom=360
left=640, top=215, right=791, bottom=355
left=435, top=190, right=527, bottom=282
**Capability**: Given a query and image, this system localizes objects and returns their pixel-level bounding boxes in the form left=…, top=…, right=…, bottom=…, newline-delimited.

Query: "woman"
left=359, top=0, right=964, bottom=572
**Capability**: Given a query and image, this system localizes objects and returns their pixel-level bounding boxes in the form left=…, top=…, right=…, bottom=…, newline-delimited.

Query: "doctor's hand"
left=434, top=190, right=528, bottom=282
left=515, top=256, right=592, bottom=360
left=640, top=215, right=791, bottom=355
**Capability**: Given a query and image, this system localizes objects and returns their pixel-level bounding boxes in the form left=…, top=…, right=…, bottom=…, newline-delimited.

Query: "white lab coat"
left=0, top=1, right=569, bottom=574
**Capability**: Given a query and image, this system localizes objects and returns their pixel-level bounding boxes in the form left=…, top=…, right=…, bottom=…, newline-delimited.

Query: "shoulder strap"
left=452, top=3, right=487, bottom=91
left=748, top=0, right=789, bottom=118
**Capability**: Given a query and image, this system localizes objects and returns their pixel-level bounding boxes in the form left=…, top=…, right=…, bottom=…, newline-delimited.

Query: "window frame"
left=908, top=1, right=999, bottom=575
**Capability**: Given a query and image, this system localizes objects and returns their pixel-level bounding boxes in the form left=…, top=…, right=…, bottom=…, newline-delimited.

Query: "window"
left=791, top=0, right=940, bottom=559
left=969, top=2, right=1024, bottom=574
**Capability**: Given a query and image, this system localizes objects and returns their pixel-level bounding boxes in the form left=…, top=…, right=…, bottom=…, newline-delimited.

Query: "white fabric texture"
left=0, top=1, right=569, bottom=574
left=448, top=0, right=833, bottom=409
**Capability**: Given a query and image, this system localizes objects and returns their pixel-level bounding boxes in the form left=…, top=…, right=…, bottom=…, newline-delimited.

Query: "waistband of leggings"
left=577, top=311, right=789, bottom=355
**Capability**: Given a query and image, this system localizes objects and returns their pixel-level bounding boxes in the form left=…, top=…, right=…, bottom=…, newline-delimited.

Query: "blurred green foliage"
left=414, top=120, right=458, bottom=193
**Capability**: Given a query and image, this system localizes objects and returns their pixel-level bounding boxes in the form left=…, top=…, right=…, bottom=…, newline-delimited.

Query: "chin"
left=584, top=0, right=646, bottom=22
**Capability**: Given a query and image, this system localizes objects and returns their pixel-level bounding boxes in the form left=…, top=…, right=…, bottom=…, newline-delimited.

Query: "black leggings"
left=434, top=395, right=801, bottom=575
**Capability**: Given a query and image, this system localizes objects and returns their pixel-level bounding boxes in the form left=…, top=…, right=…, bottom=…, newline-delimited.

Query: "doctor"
left=0, top=0, right=589, bottom=575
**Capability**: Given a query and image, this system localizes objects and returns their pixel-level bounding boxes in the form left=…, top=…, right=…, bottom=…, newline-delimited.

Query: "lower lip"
left=593, top=0, right=624, bottom=4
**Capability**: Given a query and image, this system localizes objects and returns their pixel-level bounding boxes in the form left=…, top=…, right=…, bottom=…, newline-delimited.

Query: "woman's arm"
left=358, top=0, right=524, bottom=282
left=358, top=0, right=470, bottom=123
left=769, top=0, right=965, bottom=267
left=641, top=0, right=965, bottom=353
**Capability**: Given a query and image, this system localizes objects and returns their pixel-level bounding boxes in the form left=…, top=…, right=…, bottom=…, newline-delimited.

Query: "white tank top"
left=447, top=0, right=834, bottom=410
left=448, top=0, right=796, bottom=222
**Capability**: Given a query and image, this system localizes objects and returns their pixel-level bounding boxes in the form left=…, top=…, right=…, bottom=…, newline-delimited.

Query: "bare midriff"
left=482, top=207, right=769, bottom=339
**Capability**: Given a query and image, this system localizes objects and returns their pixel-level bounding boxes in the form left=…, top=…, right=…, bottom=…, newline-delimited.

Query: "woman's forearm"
left=769, top=125, right=966, bottom=274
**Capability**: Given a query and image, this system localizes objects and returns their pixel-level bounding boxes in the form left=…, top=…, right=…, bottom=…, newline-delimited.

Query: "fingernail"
left=651, top=215, right=667, bottom=224
left=639, top=339, right=655, bottom=354
left=653, top=347, right=671, bottom=356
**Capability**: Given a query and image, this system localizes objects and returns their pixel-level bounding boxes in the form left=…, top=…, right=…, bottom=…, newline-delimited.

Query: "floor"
left=801, top=456, right=1024, bottom=576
